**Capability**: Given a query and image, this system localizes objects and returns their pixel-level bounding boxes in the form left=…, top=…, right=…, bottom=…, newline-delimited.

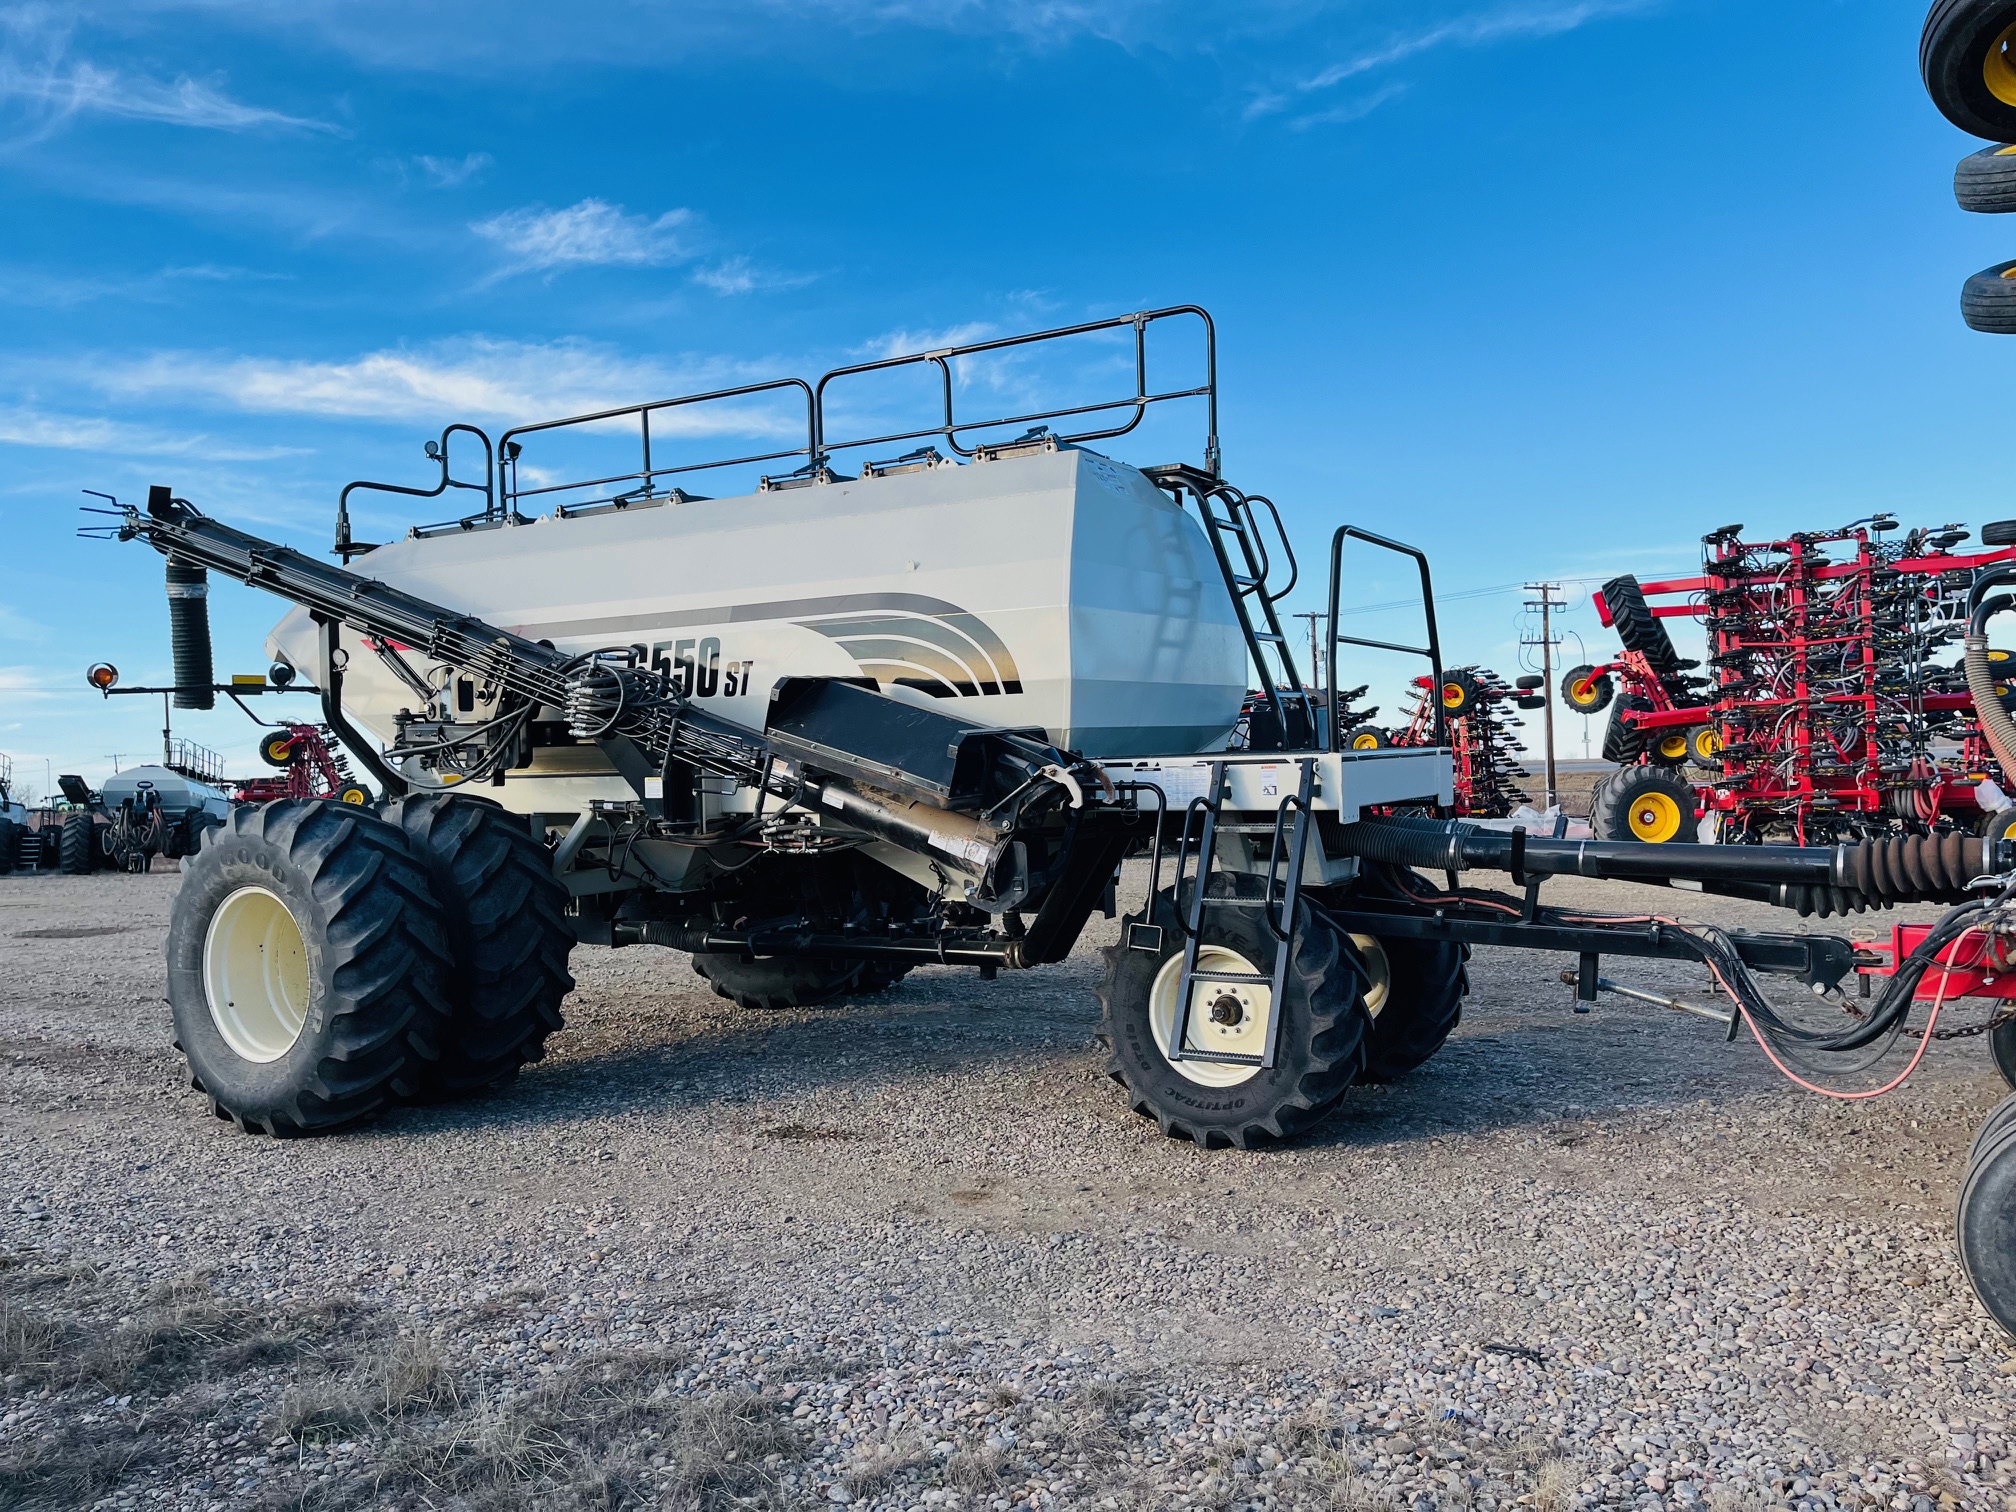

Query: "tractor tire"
left=382, top=793, right=574, bottom=1095
left=1345, top=724, right=1390, bottom=751
left=1964, top=259, right=2016, bottom=333
left=1096, top=883, right=1370, bottom=1149
left=59, top=813, right=96, bottom=874
left=1560, top=664, right=1615, bottom=715
left=1601, top=576, right=1683, bottom=678
left=1591, top=766, right=1696, bottom=844
left=1959, top=144, right=2016, bottom=210
left=0, top=818, right=18, bottom=875
left=1924, top=0, right=2016, bottom=144
left=693, top=953, right=863, bottom=1010
left=1350, top=933, right=1468, bottom=1084
left=166, top=800, right=452, bottom=1136
left=1601, top=695, right=1651, bottom=765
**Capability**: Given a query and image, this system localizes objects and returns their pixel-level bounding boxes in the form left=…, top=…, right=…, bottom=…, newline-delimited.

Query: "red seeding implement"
left=233, top=722, right=370, bottom=808
left=1564, top=518, right=2016, bottom=848
left=1377, top=666, right=1543, bottom=819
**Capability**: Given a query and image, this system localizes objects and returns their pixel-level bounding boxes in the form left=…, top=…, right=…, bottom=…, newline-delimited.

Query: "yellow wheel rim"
left=339, top=788, right=368, bottom=805
left=1441, top=683, right=1466, bottom=709
left=1348, top=934, right=1392, bottom=1019
left=1987, top=23, right=2016, bottom=108
left=1691, top=727, right=1721, bottom=761
left=1351, top=732, right=1380, bottom=750
left=264, top=737, right=292, bottom=762
left=1569, top=680, right=1596, bottom=707
left=1656, top=734, right=1689, bottom=760
left=1628, top=790, right=1685, bottom=844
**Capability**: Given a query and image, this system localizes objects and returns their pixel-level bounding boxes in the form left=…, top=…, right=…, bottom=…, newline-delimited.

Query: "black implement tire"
left=1345, top=724, right=1389, bottom=751
left=693, top=953, right=863, bottom=1010
left=1560, top=664, right=1615, bottom=715
left=1970, top=1091, right=2016, bottom=1166
left=1689, top=724, right=1724, bottom=771
left=1439, top=670, right=1481, bottom=716
left=0, top=817, right=18, bottom=875
left=1924, top=0, right=2016, bottom=143
left=1351, top=933, right=1468, bottom=1083
left=1602, top=694, right=1651, bottom=765
left=1959, top=144, right=2016, bottom=210
left=258, top=731, right=297, bottom=768
left=167, top=800, right=452, bottom=1136
left=1591, top=766, right=1696, bottom=844
left=59, top=813, right=96, bottom=874
left=384, top=793, right=574, bottom=1096
left=1964, top=259, right=2016, bottom=332
left=1601, top=576, right=1683, bottom=678
left=1993, top=1013, right=2016, bottom=1090
left=1096, top=885, right=1370, bottom=1149
left=854, top=961, right=912, bottom=993
left=1957, top=1115, right=2016, bottom=1337
left=1646, top=727, right=1693, bottom=769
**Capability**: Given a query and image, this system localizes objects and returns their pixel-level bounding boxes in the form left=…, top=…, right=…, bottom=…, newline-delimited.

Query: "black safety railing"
left=1327, top=525, right=1448, bottom=751
left=329, top=308, right=1218, bottom=555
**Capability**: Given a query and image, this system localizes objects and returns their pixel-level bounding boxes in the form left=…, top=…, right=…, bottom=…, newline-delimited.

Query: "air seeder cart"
left=85, top=307, right=2016, bottom=1330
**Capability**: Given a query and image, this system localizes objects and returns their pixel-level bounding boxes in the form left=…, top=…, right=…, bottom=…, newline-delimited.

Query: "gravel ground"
left=7, top=866, right=2016, bottom=1512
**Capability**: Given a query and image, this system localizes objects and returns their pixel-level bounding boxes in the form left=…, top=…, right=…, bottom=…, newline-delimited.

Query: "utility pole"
left=1521, top=583, right=1566, bottom=809
left=1291, top=611, right=1326, bottom=695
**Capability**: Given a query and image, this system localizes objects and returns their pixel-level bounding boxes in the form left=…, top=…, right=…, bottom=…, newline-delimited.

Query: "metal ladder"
left=1165, top=758, right=1319, bottom=1071
left=1147, top=466, right=1320, bottom=750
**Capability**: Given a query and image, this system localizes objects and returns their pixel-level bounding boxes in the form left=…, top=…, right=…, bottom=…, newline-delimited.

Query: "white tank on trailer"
left=270, top=445, right=1249, bottom=812
left=100, top=765, right=231, bottom=818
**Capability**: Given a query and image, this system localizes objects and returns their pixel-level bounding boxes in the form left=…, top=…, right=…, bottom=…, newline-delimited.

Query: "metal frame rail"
left=1327, top=525, right=1448, bottom=751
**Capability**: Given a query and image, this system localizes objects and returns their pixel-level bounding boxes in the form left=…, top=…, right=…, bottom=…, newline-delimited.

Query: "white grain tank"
left=270, top=445, right=1248, bottom=812
left=99, top=766, right=232, bottom=819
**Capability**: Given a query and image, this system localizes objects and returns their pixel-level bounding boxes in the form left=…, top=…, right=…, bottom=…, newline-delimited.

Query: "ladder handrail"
left=1327, top=524, right=1447, bottom=751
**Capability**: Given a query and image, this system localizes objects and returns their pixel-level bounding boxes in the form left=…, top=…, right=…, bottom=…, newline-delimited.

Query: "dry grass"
left=946, top=1445, right=1006, bottom=1492
left=1531, top=1456, right=1578, bottom=1512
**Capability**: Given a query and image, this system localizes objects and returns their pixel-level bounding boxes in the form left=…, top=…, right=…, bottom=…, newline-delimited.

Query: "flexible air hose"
left=1967, top=630, right=2016, bottom=777
left=166, top=556, right=214, bottom=711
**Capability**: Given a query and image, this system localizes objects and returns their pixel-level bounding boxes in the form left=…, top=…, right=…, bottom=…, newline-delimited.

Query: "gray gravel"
left=6, top=866, right=2016, bottom=1511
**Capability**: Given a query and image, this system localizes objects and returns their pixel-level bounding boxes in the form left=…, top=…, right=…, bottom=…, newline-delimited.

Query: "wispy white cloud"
left=859, top=321, right=999, bottom=361
left=1285, top=82, right=1406, bottom=131
left=691, top=254, right=814, bottom=296
left=0, top=405, right=310, bottom=461
left=1245, top=0, right=1654, bottom=121
left=0, top=8, right=336, bottom=142
left=84, top=338, right=781, bottom=430
left=416, top=151, right=492, bottom=188
left=0, top=666, right=60, bottom=702
left=472, top=198, right=694, bottom=277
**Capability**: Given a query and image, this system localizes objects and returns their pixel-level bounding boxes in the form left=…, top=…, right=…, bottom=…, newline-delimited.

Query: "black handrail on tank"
left=495, top=377, right=819, bottom=519
left=329, top=309, right=1220, bottom=556
left=812, top=305, right=1219, bottom=475
left=1327, top=525, right=1448, bottom=751
left=335, top=424, right=495, bottom=562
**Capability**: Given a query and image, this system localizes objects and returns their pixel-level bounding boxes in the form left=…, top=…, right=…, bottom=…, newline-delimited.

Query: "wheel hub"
left=1147, top=946, right=1272, bottom=1088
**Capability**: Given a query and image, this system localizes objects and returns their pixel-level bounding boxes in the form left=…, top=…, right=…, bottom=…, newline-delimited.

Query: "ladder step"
left=1188, top=969, right=1271, bottom=985
left=1209, top=516, right=1249, bottom=531
left=1173, top=1047, right=1265, bottom=1067
left=1251, top=630, right=1285, bottom=643
left=1231, top=575, right=1262, bottom=590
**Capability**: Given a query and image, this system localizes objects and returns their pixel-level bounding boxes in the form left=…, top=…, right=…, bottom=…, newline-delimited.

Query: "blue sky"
left=0, top=0, right=2002, bottom=791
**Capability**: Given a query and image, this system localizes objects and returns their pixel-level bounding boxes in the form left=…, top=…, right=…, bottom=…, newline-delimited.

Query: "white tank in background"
left=99, top=766, right=232, bottom=819
left=271, top=446, right=1249, bottom=814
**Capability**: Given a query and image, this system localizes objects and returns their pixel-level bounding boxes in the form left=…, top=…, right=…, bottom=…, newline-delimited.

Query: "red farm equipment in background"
left=233, top=722, right=371, bottom=807
left=1364, top=665, right=1544, bottom=819
left=1564, top=517, right=2016, bottom=845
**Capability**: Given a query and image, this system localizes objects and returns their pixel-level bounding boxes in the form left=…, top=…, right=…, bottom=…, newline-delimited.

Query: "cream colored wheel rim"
left=1149, top=945, right=1271, bottom=1087
left=203, top=886, right=310, bottom=1062
left=1349, top=934, right=1391, bottom=1019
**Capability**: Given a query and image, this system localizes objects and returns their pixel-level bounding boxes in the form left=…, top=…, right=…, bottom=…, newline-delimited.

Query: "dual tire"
left=169, top=797, right=574, bottom=1135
